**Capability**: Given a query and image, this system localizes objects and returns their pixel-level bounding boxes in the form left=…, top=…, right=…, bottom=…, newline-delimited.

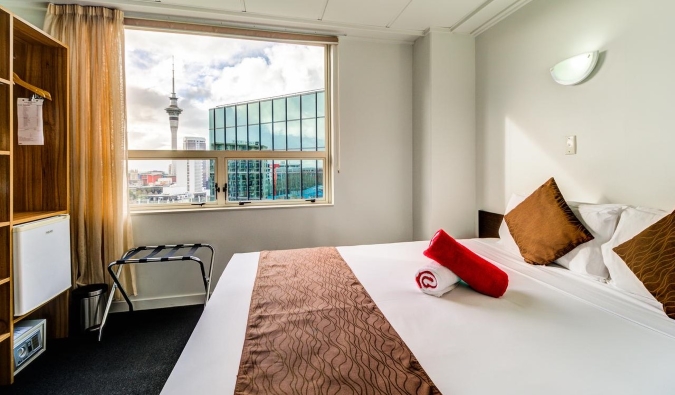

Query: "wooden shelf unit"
left=0, top=281, right=9, bottom=343
left=0, top=6, right=70, bottom=385
left=13, top=210, right=68, bottom=225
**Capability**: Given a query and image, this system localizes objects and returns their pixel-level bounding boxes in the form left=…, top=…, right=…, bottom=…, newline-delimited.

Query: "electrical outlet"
left=566, top=135, right=576, bottom=155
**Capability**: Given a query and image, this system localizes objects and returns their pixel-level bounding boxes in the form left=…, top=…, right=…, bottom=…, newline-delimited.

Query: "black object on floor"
left=5, top=304, right=203, bottom=395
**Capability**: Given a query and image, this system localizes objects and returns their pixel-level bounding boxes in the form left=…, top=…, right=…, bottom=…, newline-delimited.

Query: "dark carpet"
left=5, top=304, right=203, bottom=395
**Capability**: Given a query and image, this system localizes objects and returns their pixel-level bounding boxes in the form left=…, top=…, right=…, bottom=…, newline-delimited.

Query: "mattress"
left=161, top=239, right=675, bottom=394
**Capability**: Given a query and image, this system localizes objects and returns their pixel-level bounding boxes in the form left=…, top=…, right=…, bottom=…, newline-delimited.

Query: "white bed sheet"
left=162, top=239, right=675, bottom=395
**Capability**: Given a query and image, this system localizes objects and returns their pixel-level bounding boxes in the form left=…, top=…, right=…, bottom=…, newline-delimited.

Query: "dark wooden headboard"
left=478, top=210, right=503, bottom=238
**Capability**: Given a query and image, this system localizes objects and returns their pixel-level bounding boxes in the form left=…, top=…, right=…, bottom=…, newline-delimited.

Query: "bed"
left=161, top=232, right=675, bottom=394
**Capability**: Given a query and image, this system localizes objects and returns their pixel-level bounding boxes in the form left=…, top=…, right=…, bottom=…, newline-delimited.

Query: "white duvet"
left=162, top=239, right=675, bottom=395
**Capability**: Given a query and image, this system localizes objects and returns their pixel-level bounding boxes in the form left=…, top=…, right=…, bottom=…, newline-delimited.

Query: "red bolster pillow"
left=423, top=229, right=509, bottom=298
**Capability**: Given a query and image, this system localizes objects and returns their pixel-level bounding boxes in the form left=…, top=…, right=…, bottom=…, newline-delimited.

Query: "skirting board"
left=110, top=293, right=207, bottom=313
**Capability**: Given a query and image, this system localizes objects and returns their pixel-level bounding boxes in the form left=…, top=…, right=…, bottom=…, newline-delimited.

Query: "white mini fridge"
left=13, top=215, right=72, bottom=316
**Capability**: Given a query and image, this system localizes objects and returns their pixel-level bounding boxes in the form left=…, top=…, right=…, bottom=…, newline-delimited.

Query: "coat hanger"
left=13, top=72, right=52, bottom=101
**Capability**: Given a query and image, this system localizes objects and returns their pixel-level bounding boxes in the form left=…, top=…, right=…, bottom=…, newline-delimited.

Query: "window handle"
left=238, top=201, right=251, bottom=206
left=305, top=199, right=316, bottom=203
left=215, top=183, right=221, bottom=193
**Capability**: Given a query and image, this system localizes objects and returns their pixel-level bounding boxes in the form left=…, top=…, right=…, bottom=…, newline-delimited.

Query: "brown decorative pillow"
left=613, top=210, right=675, bottom=319
left=504, top=178, right=594, bottom=265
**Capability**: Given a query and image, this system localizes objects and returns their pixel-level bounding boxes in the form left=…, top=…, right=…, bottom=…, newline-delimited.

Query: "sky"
left=125, top=28, right=324, bottom=171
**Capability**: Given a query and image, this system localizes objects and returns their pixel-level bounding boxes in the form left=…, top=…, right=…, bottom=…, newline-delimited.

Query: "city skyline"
left=125, top=28, right=325, bottom=170
left=126, top=28, right=325, bottom=203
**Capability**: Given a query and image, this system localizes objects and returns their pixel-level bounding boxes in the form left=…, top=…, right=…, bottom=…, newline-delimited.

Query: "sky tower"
left=165, top=57, right=183, bottom=150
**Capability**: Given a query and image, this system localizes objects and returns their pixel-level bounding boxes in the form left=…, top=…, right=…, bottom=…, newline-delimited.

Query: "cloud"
left=124, top=28, right=325, bottom=163
left=127, top=48, right=161, bottom=71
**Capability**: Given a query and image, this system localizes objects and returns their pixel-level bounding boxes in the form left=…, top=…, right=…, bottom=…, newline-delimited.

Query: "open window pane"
left=128, top=159, right=215, bottom=205
left=227, top=159, right=324, bottom=202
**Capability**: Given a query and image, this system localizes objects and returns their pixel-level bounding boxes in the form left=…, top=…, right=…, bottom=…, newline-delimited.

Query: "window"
left=209, top=90, right=325, bottom=201
left=124, top=20, right=335, bottom=210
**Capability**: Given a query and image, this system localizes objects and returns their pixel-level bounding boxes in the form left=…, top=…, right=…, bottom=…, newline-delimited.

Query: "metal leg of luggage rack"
left=201, top=244, right=216, bottom=306
left=98, top=264, right=123, bottom=342
left=98, top=246, right=140, bottom=342
left=97, top=244, right=215, bottom=341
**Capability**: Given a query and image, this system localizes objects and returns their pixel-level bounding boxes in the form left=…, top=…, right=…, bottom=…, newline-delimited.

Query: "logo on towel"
left=416, top=271, right=437, bottom=289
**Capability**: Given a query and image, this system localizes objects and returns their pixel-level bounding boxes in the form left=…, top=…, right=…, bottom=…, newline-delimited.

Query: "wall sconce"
left=550, top=51, right=599, bottom=85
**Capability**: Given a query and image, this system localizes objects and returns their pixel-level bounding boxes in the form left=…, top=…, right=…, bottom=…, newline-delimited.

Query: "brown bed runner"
left=234, top=247, right=441, bottom=395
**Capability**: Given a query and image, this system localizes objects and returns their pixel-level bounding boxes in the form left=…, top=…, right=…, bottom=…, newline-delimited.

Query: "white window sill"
left=130, top=201, right=334, bottom=216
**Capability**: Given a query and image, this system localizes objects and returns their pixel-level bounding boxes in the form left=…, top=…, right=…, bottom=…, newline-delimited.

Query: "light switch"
left=566, top=135, right=576, bottom=155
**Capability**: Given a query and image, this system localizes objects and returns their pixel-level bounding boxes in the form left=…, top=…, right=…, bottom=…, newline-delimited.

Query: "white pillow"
left=601, top=207, right=668, bottom=300
left=556, top=204, right=624, bottom=279
left=497, top=194, right=526, bottom=256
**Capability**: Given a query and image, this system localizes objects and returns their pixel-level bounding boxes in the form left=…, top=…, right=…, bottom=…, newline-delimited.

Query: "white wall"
left=413, top=29, right=476, bottom=240
left=477, top=0, right=675, bottom=214
left=130, top=38, right=413, bottom=305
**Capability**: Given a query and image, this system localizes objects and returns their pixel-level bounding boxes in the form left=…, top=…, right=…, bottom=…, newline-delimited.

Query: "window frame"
left=124, top=20, right=335, bottom=211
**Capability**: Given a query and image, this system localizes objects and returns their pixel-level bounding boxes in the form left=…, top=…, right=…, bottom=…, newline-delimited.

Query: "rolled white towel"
left=415, top=262, right=460, bottom=297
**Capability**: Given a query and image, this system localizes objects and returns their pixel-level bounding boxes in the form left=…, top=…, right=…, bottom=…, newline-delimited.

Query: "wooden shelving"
left=11, top=293, right=60, bottom=324
left=0, top=227, right=7, bottom=282
left=0, top=83, right=9, bottom=153
left=0, top=11, right=8, bottom=82
left=0, top=6, right=11, bottom=384
left=13, top=211, right=68, bottom=225
left=0, top=6, right=70, bottom=385
left=0, top=282, right=9, bottom=340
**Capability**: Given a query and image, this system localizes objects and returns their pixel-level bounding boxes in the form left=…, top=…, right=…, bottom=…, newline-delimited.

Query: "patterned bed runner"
left=234, top=247, right=441, bottom=395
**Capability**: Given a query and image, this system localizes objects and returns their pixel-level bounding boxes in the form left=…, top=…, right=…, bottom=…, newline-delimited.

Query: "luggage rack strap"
left=115, top=244, right=207, bottom=264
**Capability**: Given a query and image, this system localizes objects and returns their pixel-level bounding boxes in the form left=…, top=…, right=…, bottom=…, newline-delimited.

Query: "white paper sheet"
left=162, top=239, right=675, bottom=395
left=17, top=98, right=44, bottom=145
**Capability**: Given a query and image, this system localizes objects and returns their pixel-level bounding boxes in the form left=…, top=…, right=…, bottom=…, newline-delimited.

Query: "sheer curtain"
left=44, top=4, right=136, bottom=295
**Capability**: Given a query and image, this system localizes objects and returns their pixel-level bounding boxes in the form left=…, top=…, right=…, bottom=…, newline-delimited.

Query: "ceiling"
left=13, top=0, right=534, bottom=42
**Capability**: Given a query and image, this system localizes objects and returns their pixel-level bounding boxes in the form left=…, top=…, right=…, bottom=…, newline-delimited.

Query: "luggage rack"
left=98, top=243, right=215, bottom=341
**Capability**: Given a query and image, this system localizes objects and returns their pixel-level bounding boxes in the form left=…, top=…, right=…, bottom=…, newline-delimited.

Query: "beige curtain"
left=44, top=4, right=136, bottom=296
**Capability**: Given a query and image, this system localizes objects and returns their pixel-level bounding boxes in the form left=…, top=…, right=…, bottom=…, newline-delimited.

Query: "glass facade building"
left=208, top=90, right=325, bottom=201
